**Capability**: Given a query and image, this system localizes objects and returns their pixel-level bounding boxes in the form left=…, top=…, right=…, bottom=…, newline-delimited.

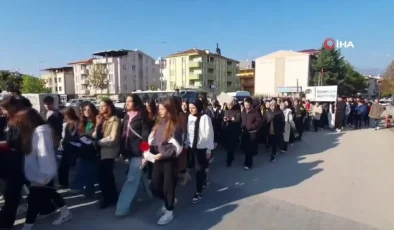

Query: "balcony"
left=81, top=69, right=89, bottom=75
left=189, top=61, right=202, bottom=68
left=93, top=58, right=113, bottom=64
left=207, top=72, right=215, bottom=80
left=189, top=73, right=202, bottom=80
left=207, top=62, right=215, bottom=69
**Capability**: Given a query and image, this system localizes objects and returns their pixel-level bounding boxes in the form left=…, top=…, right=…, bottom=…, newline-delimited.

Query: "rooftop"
left=298, top=49, right=320, bottom=55
left=42, top=66, right=73, bottom=72
left=167, top=48, right=239, bottom=63
left=68, top=58, right=94, bottom=65
left=92, top=49, right=132, bottom=57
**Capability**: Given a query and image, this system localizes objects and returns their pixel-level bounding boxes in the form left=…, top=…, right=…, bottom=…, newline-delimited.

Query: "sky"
left=0, top=0, right=393, bottom=76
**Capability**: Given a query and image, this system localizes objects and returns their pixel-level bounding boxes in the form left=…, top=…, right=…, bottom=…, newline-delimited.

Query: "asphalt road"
left=8, top=126, right=394, bottom=230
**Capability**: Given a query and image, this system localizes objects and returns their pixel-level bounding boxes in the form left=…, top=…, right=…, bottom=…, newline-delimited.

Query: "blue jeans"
left=115, top=157, right=152, bottom=216
left=71, top=159, right=97, bottom=198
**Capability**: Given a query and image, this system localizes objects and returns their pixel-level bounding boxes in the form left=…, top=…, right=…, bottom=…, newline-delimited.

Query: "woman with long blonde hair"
left=15, top=108, right=71, bottom=230
left=147, top=98, right=183, bottom=225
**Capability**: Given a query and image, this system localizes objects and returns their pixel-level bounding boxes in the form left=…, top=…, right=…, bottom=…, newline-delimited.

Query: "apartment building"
left=255, top=50, right=312, bottom=96
left=166, top=48, right=239, bottom=92
left=68, top=58, right=93, bottom=96
left=155, top=57, right=168, bottom=90
left=41, top=67, right=75, bottom=96
left=69, top=49, right=160, bottom=98
left=364, top=75, right=381, bottom=99
left=237, top=61, right=255, bottom=95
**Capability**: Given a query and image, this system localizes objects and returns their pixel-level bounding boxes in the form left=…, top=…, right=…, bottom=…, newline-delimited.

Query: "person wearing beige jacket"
left=312, top=102, right=323, bottom=132
left=93, top=99, right=121, bottom=209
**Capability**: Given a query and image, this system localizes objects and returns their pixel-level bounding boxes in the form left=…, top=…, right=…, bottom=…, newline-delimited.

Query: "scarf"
left=192, top=114, right=202, bottom=149
left=126, top=111, right=138, bottom=138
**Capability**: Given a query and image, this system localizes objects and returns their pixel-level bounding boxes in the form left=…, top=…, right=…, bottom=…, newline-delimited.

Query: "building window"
left=59, top=86, right=62, bottom=91
left=55, top=87, right=58, bottom=92
left=152, top=60, right=155, bottom=65
left=132, top=65, right=136, bottom=71
left=123, top=84, right=127, bottom=90
left=122, top=64, right=126, bottom=70
left=54, top=78, right=57, bottom=83
left=124, top=75, right=127, bottom=80
left=58, top=77, right=61, bottom=82
left=108, top=74, right=113, bottom=82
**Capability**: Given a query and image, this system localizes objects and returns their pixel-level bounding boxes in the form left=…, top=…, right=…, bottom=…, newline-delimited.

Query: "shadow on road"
left=20, top=130, right=342, bottom=230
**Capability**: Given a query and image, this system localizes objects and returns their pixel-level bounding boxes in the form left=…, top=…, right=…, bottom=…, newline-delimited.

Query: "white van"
left=227, top=91, right=252, bottom=103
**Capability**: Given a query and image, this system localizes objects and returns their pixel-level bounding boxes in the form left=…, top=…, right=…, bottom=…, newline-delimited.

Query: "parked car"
left=65, top=99, right=84, bottom=107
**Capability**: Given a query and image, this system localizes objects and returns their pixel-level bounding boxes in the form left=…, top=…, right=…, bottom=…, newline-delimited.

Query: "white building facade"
left=364, top=75, right=381, bottom=99
left=69, top=49, right=160, bottom=98
left=255, top=50, right=311, bottom=96
left=42, top=67, right=75, bottom=95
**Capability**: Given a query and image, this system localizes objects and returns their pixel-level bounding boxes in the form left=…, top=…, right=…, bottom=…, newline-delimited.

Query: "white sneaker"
left=376, top=126, right=380, bottom=130
left=157, top=199, right=177, bottom=216
left=21, top=223, right=33, bottom=230
left=157, top=210, right=173, bottom=225
left=244, top=166, right=250, bottom=171
left=52, top=211, right=72, bottom=226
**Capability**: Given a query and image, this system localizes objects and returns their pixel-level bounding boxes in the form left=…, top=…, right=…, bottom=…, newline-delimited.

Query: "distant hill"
left=355, top=67, right=385, bottom=76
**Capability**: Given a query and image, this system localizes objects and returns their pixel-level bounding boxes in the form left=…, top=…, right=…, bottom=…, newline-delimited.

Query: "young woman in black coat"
left=241, top=97, right=262, bottom=170
left=222, top=99, right=242, bottom=167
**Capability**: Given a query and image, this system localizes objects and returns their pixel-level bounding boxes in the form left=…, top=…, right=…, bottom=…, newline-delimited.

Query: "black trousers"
left=0, top=172, right=24, bottom=228
left=294, top=117, right=303, bottom=140
left=242, top=131, right=258, bottom=168
left=313, top=119, right=320, bottom=132
left=189, top=148, right=208, bottom=193
left=98, top=159, right=118, bottom=203
left=354, top=114, right=362, bottom=129
left=364, top=116, right=370, bottom=126
left=25, top=181, right=65, bottom=224
left=151, top=159, right=177, bottom=211
left=268, top=135, right=278, bottom=157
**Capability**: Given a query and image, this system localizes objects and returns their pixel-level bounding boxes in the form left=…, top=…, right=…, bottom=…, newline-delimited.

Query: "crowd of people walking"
left=0, top=92, right=385, bottom=229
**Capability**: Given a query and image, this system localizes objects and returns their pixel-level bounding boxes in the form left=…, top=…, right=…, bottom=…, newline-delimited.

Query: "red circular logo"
left=323, top=38, right=336, bottom=50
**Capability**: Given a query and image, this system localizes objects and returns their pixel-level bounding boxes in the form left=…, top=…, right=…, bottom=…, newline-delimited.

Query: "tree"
left=379, top=78, right=394, bottom=97
left=310, top=46, right=347, bottom=87
left=341, top=62, right=368, bottom=96
left=310, top=45, right=366, bottom=95
left=0, top=70, right=23, bottom=92
left=383, top=60, right=394, bottom=79
left=21, top=75, right=51, bottom=93
left=379, top=61, right=394, bottom=97
left=88, top=65, right=109, bottom=94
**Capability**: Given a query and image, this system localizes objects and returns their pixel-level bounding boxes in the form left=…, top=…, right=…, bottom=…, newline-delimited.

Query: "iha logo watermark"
left=323, top=38, right=354, bottom=50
